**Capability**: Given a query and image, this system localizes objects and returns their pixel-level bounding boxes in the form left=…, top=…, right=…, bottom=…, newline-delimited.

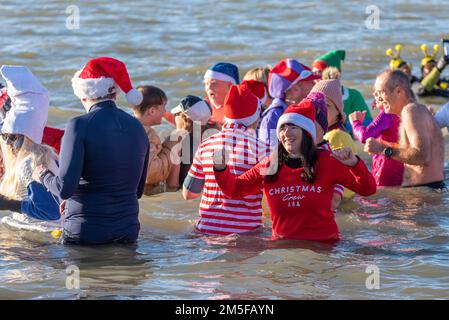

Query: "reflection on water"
left=1, top=0, right=449, bottom=299
left=2, top=182, right=449, bottom=299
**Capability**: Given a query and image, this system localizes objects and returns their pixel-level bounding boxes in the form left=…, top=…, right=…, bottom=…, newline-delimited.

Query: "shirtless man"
left=364, top=69, right=445, bottom=189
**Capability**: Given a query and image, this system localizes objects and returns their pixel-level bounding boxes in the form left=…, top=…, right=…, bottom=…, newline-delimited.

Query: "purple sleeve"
left=351, top=112, right=391, bottom=143
left=258, top=108, right=283, bottom=147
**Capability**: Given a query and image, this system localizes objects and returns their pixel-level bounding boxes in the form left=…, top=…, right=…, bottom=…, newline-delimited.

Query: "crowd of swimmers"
left=0, top=42, right=448, bottom=245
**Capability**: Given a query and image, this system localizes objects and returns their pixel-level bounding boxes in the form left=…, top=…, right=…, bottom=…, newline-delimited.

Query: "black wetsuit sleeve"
left=41, top=118, right=85, bottom=200
left=137, top=143, right=150, bottom=199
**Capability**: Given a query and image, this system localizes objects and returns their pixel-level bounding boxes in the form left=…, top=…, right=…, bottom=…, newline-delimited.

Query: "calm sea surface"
left=1, top=0, right=449, bottom=299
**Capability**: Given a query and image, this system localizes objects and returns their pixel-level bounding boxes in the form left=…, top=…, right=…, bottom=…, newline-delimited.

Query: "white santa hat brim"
left=224, top=102, right=261, bottom=127
left=71, top=70, right=143, bottom=105
left=204, top=70, right=237, bottom=84
left=71, top=69, right=117, bottom=100
left=276, top=113, right=316, bottom=142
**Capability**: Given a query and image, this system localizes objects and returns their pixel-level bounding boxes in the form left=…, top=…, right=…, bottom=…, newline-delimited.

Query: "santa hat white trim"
left=224, top=103, right=261, bottom=127
left=276, top=113, right=316, bottom=142
left=71, top=69, right=117, bottom=100
left=204, top=70, right=237, bottom=84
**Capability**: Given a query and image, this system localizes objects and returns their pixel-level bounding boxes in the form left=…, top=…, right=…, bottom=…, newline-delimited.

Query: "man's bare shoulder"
left=402, top=102, right=432, bottom=118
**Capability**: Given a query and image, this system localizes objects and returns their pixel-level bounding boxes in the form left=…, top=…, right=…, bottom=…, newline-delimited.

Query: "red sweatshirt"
left=214, top=150, right=376, bottom=241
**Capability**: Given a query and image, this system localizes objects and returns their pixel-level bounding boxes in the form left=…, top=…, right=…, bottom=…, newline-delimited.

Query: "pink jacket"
left=351, top=110, right=404, bottom=186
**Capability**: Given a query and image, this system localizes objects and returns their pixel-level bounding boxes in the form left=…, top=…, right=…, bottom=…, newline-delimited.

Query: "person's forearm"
left=391, top=147, right=430, bottom=166
left=0, top=194, right=22, bottom=212
left=214, top=165, right=263, bottom=198
left=145, top=147, right=173, bottom=186
left=352, top=119, right=386, bottom=143
left=41, top=119, right=85, bottom=199
left=421, top=68, right=441, bottom=92
left=347, top=159, right=377, bottom=196
left=41, top=171, right=67, bottom=198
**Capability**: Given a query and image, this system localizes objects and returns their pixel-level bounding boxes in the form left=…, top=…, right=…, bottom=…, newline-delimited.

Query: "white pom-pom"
left=126, top=88, right=143, bottom=105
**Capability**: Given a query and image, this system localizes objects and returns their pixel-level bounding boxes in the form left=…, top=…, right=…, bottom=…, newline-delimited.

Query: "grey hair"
left=380, top=69, right=415, bottom=100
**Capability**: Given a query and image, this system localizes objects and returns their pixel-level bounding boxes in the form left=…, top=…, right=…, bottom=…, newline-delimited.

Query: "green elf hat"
left=312, top=50, right=346, bottom=72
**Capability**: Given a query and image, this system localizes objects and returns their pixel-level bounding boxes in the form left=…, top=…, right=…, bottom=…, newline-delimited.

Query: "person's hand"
left=213, top=146, right=228, bottom=171
left=331, top=192, right=343, bottom=211
left=59, top=200, right=66, bottom=216
left=32, top=164, right=47, bottom=181
left=331, top=147, right=358, bottom=167
left=348, top=111, right=366, bottom=124
left=364, top=137, right=384, bottom=155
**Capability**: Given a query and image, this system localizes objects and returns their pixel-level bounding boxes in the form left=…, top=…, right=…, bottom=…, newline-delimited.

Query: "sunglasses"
left=1, top=133, right=25, bottom=151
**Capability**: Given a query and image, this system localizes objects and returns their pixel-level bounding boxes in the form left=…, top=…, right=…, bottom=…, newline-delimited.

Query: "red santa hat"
left=223, top=84, right=261, bottom=127
left=240, top=79, right=267, bottom=105
left=71, top=57, right=143, bottom=105
left=276, top=99, right=317, bottom=142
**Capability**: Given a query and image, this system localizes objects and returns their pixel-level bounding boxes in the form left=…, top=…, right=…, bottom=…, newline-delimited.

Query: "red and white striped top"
left=188, top=123, right=271, bottom=235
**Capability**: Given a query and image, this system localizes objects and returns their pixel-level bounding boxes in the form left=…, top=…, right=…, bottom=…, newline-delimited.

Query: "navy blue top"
left=41, top=100, right=149, bottom=245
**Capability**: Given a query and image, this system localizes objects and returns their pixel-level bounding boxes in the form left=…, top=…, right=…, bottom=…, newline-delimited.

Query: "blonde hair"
left=322, top=67, right=341, bottom=80
left=0, top=135, right=56, bottom=200
left=177, top=111, right=193, bottom=133
left=243, top=66, right=272, bottom=98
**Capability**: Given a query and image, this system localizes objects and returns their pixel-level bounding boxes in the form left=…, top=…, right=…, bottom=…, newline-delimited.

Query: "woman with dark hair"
left=213, top=100, right=376, bottom=241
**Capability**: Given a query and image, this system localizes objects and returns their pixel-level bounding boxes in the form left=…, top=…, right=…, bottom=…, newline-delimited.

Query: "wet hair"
left=265, top=128, right=318, bottom=184
left=133, top=85, right=167, bottom=116
left=381, top=69, right=414, bottom=99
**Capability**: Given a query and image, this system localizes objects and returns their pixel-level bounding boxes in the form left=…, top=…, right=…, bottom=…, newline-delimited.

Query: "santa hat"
left=72, top=57, right=143, bottom=105
left=277, top=99, right=316, bottom=142
left=268, top=59, right=320, bottom=100
left=204, top=62, right=240, bottom=84
left=0, top=65, right=49, bottom=144
left=312, top=50, right=346, bottom=72
left=309, top=79, right=344, bottom=115
left=240, top=79, right=267, bottom=105
left=223, top=84, right=261, bottom=127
